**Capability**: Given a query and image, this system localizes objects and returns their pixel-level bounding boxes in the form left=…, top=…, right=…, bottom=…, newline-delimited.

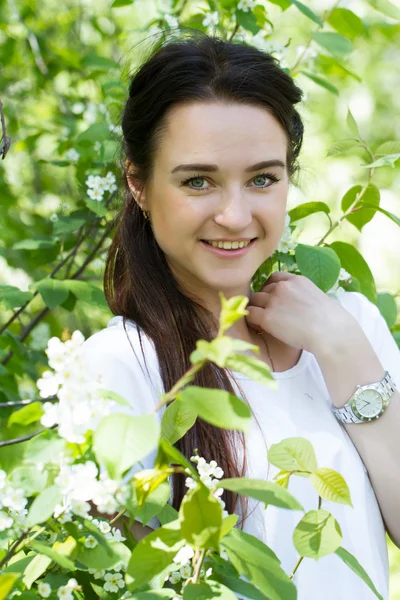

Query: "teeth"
left=207, top=240, right=251, bottom=250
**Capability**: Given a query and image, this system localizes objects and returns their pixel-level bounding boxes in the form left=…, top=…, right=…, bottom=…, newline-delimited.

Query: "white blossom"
left=173, top=545, right=194, bottom=567
left=276, top=213, right=297, bottom=254
left=71, top=102, right=84, bottom=114
left=103, top=572, right=125, bottom=593
left=38, top=582, right=52, bottom=598
left=98, top=520, right=112, bottom=535
left=113, top=561, right=127, bottom=572
left=169, top=571, right=182, bottom=584
left=84, top=535, right=98, bottom=549
left=65, top=149, right=80, bottom=162
left=57, top=586, right=73, bottom=600
left=165, top=14, right=179, bottom=28
left=0, top=511, right=13, bottom=532
left=238, top=0, right=256, bottom=12
left=202, top=11, right=219, bottom=28
left=180, top=564, right=192, bottom=579
left=110, top=527, right=126, bottom=542
left=1, top=486, right=28, bottom=512
left=327, top=268, right=352, bottom=295
left=0, top=470, right=7, bottom=490
left=88, top=568, right=106, bottom=580
left=148, top=25, right=163, bottom=38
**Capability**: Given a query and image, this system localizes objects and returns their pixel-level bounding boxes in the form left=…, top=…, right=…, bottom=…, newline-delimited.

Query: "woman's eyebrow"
left=171, top=159, right=286, bottom=174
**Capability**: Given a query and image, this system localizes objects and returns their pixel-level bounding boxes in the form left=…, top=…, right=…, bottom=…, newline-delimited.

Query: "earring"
left=142, top=209, right=150, bottom=221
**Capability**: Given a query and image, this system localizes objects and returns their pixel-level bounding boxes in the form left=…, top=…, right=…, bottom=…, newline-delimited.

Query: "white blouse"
left=81, top=289, right=399, bottom=600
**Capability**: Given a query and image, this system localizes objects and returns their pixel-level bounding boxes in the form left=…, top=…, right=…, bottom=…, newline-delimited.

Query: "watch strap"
left=332, top=371, right=396, bottom=424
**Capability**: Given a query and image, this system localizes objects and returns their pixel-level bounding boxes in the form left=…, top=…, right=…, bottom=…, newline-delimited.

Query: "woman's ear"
left=125, top=159, right=148, bottom=211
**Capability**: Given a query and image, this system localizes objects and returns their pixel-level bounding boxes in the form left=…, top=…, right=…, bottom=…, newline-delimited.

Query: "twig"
left=0, top=395, right=56, bottom=408
left=0, top=99, right=11, bottom=159
left=1, top=218, right=115, bottom=365
left=228, top=22, right=239, bottom=42
left=0, top=529, right=31, bottom=570
left=0, top=426, right=56, bottom=448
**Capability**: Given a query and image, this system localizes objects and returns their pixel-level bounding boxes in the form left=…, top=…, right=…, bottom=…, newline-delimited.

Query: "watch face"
left=354, top=389, right=383, bottom=418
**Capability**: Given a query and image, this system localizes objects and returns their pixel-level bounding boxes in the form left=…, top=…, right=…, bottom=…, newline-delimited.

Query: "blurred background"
left=1, top=0, right=399, bottom=594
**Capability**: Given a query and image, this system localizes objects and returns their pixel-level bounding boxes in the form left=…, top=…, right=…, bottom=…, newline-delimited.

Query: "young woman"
left=82, top=32, right=400, bottom=599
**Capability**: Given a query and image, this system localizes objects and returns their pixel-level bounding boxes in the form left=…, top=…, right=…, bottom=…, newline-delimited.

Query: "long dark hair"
left=104, top=31, right=304, bottom=524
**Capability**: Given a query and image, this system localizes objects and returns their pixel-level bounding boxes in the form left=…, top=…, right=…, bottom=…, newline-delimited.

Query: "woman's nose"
left=214, top=193, right=252, bottom=230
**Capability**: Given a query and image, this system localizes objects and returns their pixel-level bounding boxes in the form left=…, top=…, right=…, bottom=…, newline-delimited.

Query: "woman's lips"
left=200, top=238, right=256, bottom=258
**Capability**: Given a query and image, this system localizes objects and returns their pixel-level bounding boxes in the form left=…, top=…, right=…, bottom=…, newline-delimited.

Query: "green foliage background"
left=1, top=0, right=400, bottom=595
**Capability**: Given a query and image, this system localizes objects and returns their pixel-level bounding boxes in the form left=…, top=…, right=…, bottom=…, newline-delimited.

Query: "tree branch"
left=0, top=99, right=11, bottom=159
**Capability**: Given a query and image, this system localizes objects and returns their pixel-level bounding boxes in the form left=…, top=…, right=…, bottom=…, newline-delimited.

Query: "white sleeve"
left=336, top=290, right=400, bottom=388
left=80, top=320, right=167, bottom=528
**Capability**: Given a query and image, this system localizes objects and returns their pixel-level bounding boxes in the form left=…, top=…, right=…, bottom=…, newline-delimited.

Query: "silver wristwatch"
left=331, top=371, right=396, bottom=424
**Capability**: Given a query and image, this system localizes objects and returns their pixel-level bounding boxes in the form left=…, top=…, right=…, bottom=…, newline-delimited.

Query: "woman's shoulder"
left=329, top=288, right=383, bottom=338
left=80, top=316, right=163, bottom=399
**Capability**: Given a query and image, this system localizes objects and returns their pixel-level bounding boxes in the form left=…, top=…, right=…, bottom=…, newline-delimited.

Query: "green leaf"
left=312, top=32, right=353, bottom=57
left=77, top=540, right=130, bottom=570
left=125, top=592, right=176, bottom=599
left=156, top=437, right=197, bottom=477
left=160, top=400, right=197, bottom=445
left=219, top=514, right=239, bottom=539
left=29, top=541, right=75, bottom=570
left=26, top=485, right=63, bottom=527
left=85, top=196, right=108, bottom=217
left=328, top=8, right=364, bottom=39
left=335, top=546, right=384, bottom=600
left=268, top=437, right=318, bottom=473
left=177, top=386, right=251, bottom=432
left=218, top=478, right=303, bottom=511
left=64, top=280, right=108, bottom=308
left=23, top=554, right=52, bottom=589
left=236, top=9, right=261, bottom=35
left=300, top=71, right=339, bottom=95
left=9, top=465, right=47, bottom=496
left=341, top=184, right=380, bottom=231
left=137, top=480, right=171, bottom=526
left=30, top=279, right=69, bottom=309
left=220, top=528, right=297, bottom=600
left=326, top=139, right=360, bottom=157
left=13, top=238, right=59, bottom=250
left=82, top=52, right=119, bottom=70
left=288, top=0, right=323, bottom=26
left=362, top=154, right=400, bottom=168
left=309, top=468, right=352, bottom=506
left=375, top=141, right=400, bottom=156
left=126, top=520, right=185, bottom=590
left=93, top=413, right=160, bottom=479
left=293, top=509, right=342, bottom=559
left=368, top=0, right=400, bottom=20
left=289, top=201, right=331, bottom=222
left=179, top=482, right=223, bottom=550
left=8, top=401, right=43, bottom=427
left=328, top=241, right=376, bottom=303
left=219, top=294, right=249, bottom=335
left=0, top=285, right=33, bottom=310
left=346, top=108, right=361, bottom=138
left=0, top=574, right=18, bottom=600
left=376, top=293, right=398, bottom=328
left=360, top=204, right=400, bottom=228
left=267, top=0, right=291, bottom=9
left=191, top=337, right=235, bottom=368
left=295, top=244, right=341, bottom=292
left=77, top=123, right=111, bottom=144
left=183, top=582, right=238, bottom=599
left=111, top=0, right=133, bottom=6
left=226, top=353, right=277, bottom=387
left=53, top=215, right=86, bottom=236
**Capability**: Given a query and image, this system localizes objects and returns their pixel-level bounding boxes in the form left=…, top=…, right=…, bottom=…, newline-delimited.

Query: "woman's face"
left=127, top=101, right=290, bottom=307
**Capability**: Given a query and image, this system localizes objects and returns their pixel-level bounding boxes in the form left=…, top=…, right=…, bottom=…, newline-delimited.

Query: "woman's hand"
left=245, top=271, right=357, bottom=356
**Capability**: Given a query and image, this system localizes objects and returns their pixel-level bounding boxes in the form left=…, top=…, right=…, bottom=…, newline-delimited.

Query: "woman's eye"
left=180, top=172, right=280, bottom=191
